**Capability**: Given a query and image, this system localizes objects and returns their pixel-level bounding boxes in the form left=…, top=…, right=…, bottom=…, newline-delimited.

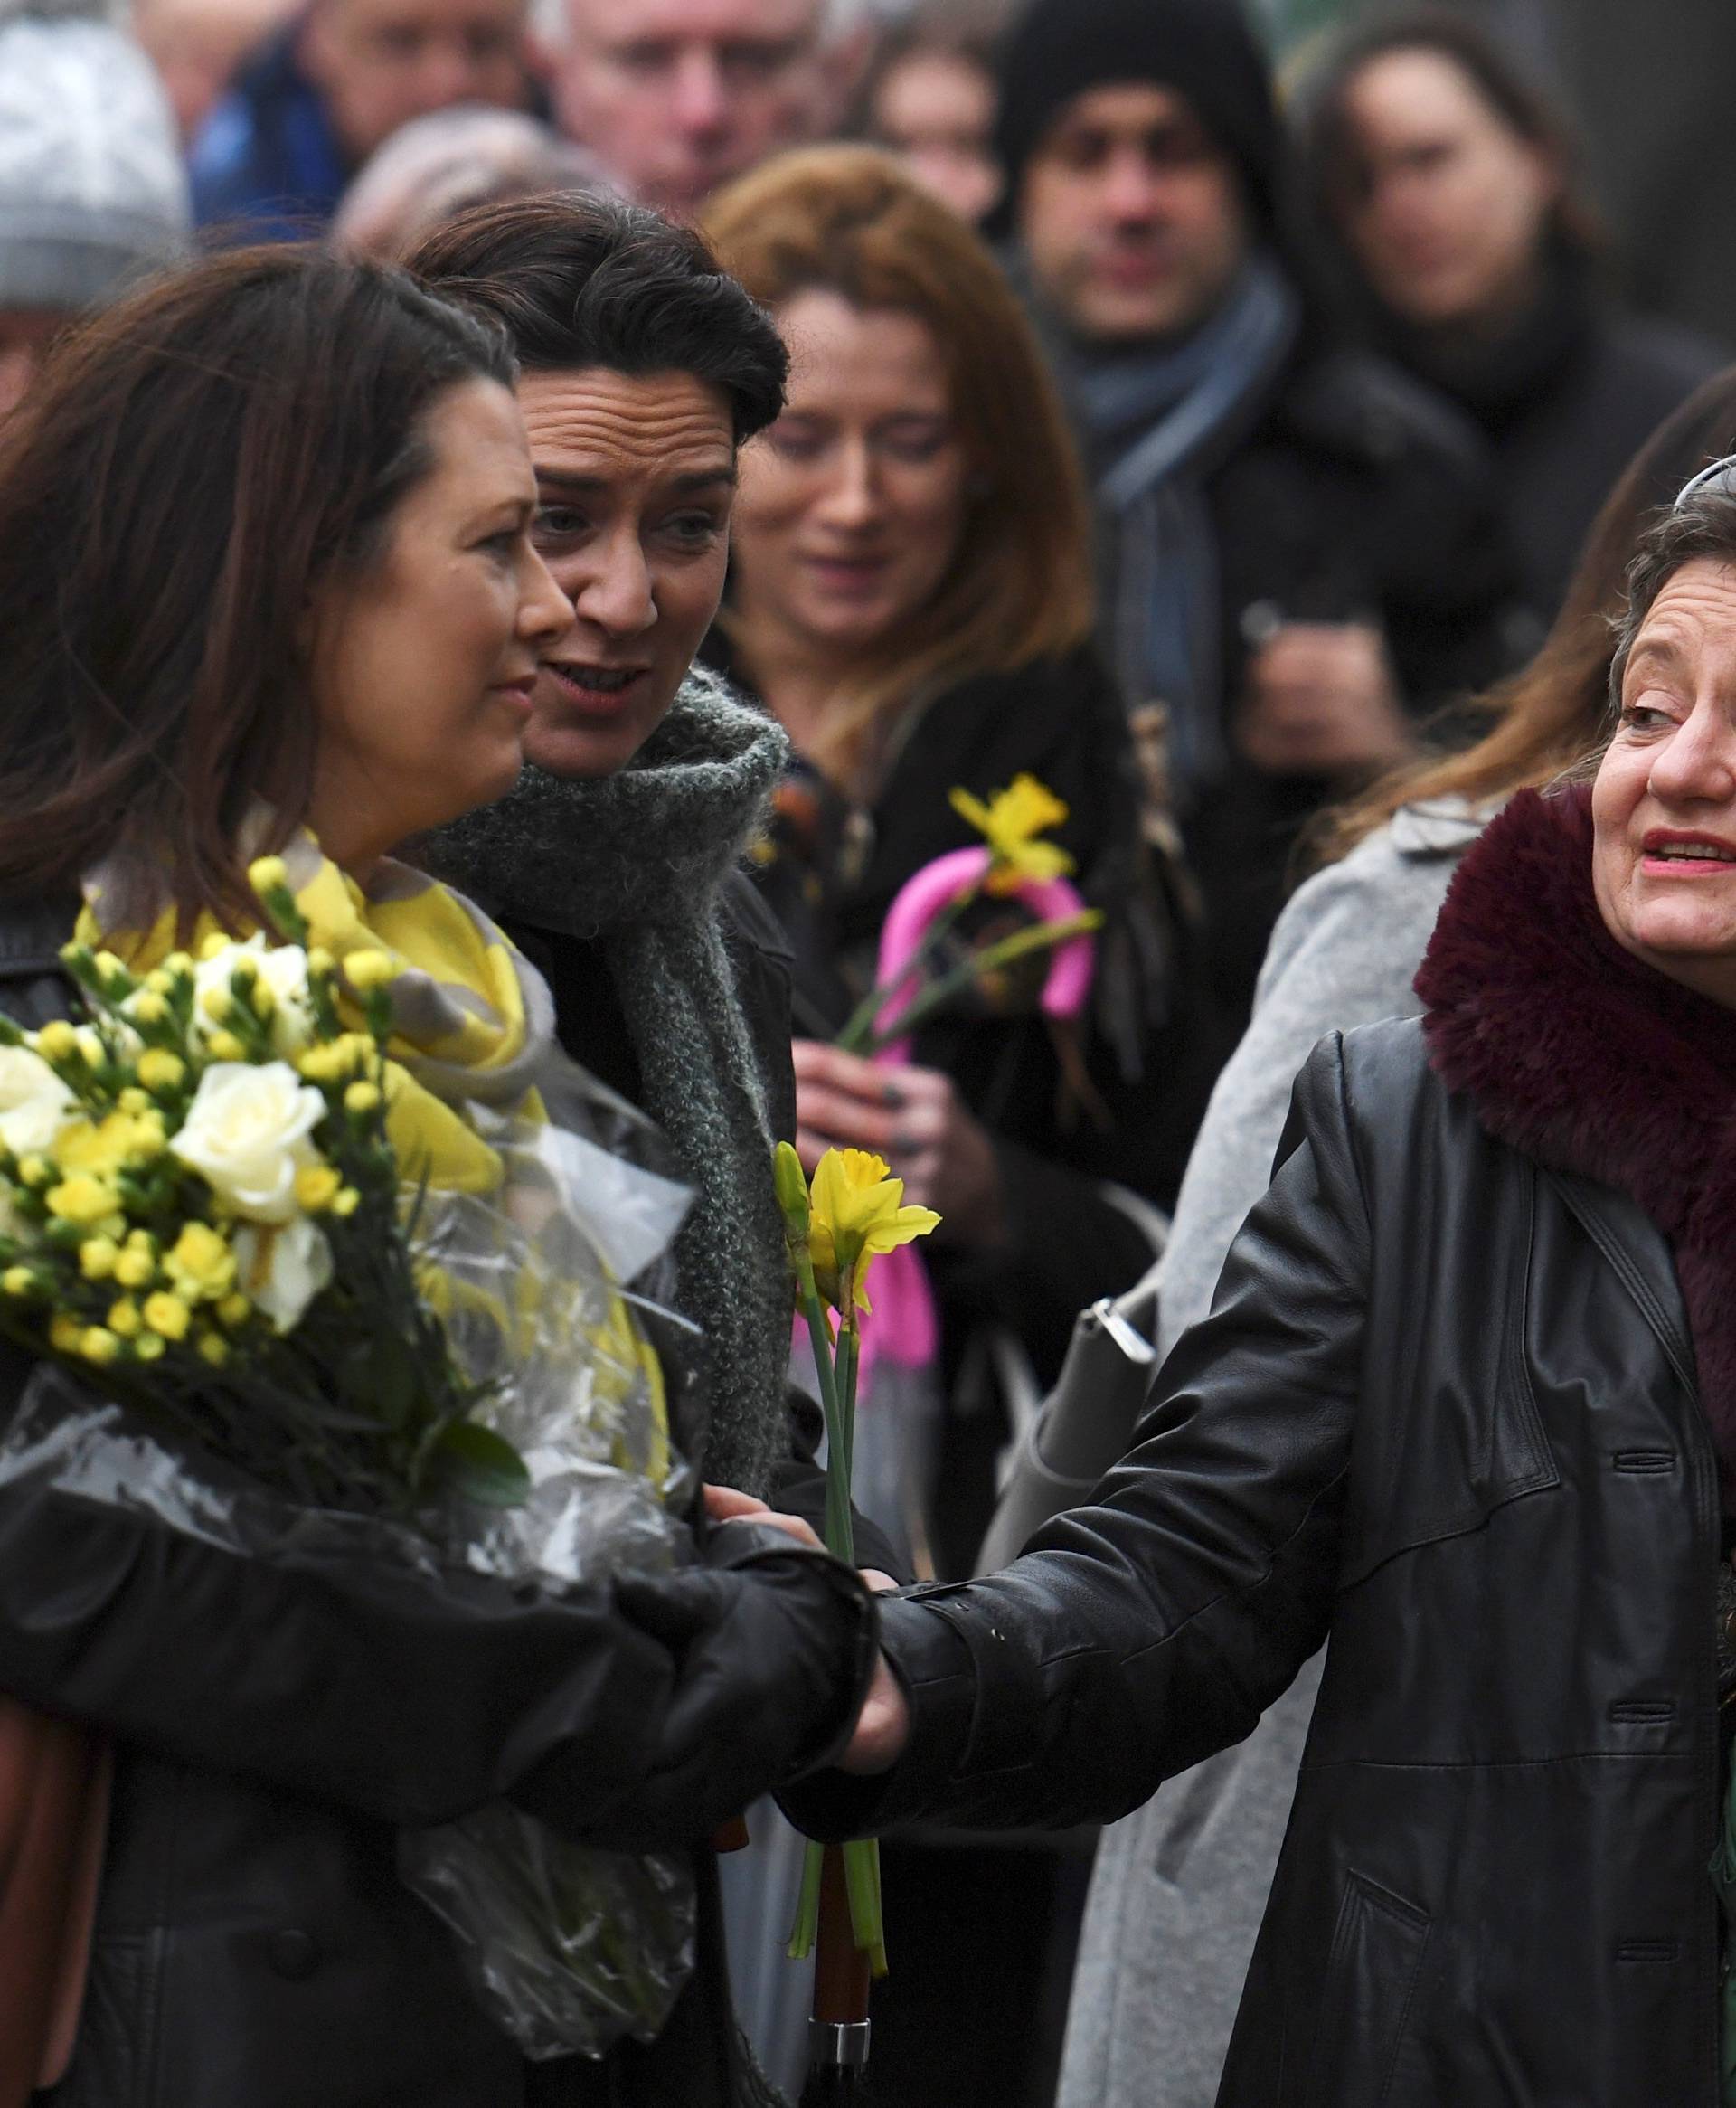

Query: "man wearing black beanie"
left=995, top=0, right=1518, bottom=1024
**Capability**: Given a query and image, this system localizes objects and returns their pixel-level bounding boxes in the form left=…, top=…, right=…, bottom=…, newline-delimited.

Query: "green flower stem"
left=859, top=910, right=1104, bottom=1058
left=843, top=1837, right=887, bottom=1977
left=786, top=1836, right=826, bottom=1961
left=834, top=884, right=980, bottom=1055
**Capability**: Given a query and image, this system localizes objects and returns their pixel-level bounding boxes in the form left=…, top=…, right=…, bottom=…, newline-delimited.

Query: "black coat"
left=1374, top=265, right=1725, bottom=632
left=788, top=1018, right=1723, bottom=2103
left=0, top=898, right=879, bottom=2108
left=1181, top=341, right=1521, bottom=1016
left=719, top=646, right=1230, bottom=1566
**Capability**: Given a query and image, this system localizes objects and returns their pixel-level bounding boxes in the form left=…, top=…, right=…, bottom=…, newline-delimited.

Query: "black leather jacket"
left=0, top=901, right=878, bottom=2108
left=788, top=1019, right=1722, bottom=2105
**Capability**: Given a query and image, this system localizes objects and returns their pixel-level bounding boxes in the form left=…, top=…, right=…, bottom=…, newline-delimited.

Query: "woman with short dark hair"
left=1297, top=9, right=1723, bottom=629
left=0, top=243, right=877, bottom=2108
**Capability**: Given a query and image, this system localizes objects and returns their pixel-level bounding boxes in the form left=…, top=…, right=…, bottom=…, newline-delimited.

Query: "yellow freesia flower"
left=142, top=1291, right=192, bottom=1341
left=948, top=774, right=1076, bottom=895
left=807, top=1147, right=939, bottom=1316
left=52, top=1110, right=158, bottom=1178
left=46, top=1173, right=119, bottom=1228
left=165, top=1221, right=237, bottom=1302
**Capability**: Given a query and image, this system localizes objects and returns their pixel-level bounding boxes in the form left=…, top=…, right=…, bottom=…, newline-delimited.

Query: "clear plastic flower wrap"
left=0, top=1048, right=708, bottom=2064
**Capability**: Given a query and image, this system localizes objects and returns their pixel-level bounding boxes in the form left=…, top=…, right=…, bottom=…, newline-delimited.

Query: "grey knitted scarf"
left=424, top=671, right=793, bottom=1499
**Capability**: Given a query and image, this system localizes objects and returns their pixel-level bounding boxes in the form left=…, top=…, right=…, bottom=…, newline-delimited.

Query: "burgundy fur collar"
left=1417, top=785, right=1736, bottom=1482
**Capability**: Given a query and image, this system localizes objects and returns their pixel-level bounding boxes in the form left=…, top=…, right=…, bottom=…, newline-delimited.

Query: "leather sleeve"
left=780, top=1031, right=1366, bottom=1837
left=0, top=1342, right=877, bottom=1846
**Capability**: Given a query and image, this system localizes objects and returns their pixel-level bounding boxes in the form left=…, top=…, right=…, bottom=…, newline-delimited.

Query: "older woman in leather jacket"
left=791, top=469, right=1736, bottom=2104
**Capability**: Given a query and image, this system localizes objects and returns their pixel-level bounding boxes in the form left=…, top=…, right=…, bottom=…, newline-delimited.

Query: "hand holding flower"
left=792, top=1041, right=1005, bottom=1246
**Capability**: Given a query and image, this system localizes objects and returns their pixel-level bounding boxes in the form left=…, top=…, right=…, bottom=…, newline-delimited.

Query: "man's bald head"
left=554, top=0, right=837, bottom=218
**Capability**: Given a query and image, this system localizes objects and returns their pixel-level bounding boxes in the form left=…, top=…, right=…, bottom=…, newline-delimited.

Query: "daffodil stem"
left=835, top=885, right=981, bottom=1055
left=859, top=910, right=1103, bottom=1058
left=786, top=1837, right=826, bottom=1961
left=843, top=1836, right=888, bottom=1976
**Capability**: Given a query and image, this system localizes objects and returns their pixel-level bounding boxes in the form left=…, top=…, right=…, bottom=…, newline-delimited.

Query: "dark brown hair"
left=0, top=244, right=513, bottom=922
left=408, top=190, right=788, bottom=444
left=1316, top=362, right=1736, bottom=862
left=1298, top=9, right=1604, bottom=269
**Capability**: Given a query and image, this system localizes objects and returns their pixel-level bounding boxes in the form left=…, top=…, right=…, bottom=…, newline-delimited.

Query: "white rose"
left=170, top=1061, right=326, bottom=1223
left=193, top=935, right=316, bottom=1056
left=231, top=1216, right=334, bottom=1334
left=0, top=1045, right=77, bottom=1155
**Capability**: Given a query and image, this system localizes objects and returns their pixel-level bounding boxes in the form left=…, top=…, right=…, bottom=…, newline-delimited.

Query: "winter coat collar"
left=1416, top=783, right=1736, bottom=1479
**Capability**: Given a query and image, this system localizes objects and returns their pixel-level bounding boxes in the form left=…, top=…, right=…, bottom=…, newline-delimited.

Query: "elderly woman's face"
left=1593, top=558, right=1736, bottom=1006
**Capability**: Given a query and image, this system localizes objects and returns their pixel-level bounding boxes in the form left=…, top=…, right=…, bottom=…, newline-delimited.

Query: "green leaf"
left=433, top=1419, right=530, bottom=1508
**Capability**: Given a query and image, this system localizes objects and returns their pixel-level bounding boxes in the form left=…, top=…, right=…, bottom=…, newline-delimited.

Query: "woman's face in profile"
left=1593, top=556, right=1736, bottom=1007
left=304, top=376, right=567, bottom=867
left=732, top=288, right=969, bottom=661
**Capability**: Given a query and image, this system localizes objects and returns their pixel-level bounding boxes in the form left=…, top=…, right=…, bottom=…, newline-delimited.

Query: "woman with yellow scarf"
left=0, top=245, right=876, bottom=2108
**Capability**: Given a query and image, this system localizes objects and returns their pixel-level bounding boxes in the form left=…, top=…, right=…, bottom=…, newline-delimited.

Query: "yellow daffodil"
left=807, top=1147, right=939, bottom=1316
left=165, top=1221, right=237, bottom=1302
left=108, top=1297, right=142, bottom=1338
left=948, top=774, right=1076, bottom=895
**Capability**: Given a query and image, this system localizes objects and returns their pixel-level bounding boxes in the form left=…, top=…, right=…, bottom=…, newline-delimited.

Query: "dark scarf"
left=1024, top=251, right=1300, bottom=801
left=1416, top=784, right=1736, bottom=1485
left=424, top=671, right=794, bottom=1499
left=1380, top=251, right=1594, bottom=438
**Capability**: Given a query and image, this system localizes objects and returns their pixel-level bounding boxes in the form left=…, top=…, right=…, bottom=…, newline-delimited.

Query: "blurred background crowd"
left=5, top=0, right=1732, bottom=2100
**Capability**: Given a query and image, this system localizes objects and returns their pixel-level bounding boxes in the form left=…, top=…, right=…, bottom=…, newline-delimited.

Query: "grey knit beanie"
left=0, top=0, right=191, bottom=315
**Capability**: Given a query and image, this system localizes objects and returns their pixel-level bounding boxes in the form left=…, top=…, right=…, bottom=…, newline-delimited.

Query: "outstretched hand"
left=703, top=1487, right=909, bottom=1772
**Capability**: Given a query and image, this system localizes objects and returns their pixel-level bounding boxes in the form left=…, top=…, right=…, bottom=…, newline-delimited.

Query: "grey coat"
left=1058, top=798, right=1484, bottom=2108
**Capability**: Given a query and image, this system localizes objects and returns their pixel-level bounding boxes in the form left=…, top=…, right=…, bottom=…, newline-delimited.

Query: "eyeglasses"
left=1673, top=453, right=1736, bottom=508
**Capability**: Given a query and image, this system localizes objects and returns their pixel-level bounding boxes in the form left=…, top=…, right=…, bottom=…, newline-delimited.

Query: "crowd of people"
left=0, top=0, right=1732, bottom=2103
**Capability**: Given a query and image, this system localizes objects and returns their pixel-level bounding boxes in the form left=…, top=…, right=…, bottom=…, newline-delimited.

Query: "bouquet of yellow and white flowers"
left=0, top=854, right=700, bottom=2060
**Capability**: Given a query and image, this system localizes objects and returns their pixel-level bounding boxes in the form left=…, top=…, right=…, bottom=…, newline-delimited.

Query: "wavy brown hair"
left=702, top=146, right=1096, bottom=787
left=1315, top=363, right=1736, bottom=865
left=0, top=245, right=513, bottom=927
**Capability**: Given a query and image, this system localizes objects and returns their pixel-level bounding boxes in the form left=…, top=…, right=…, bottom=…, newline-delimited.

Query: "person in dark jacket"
left=700, top=147, right=1226, bottom=2108
left=992, top=0, right=1519, bottom=1021
left=702, top=146, right=1224, bottom=1577
left=189, top=0, right=535, bottom=235
left=796, top=469, right=1736, bottom=2103
left=0, top=245, right=877, bottom=2108
left=1298, top=9, right=1725, bottom=640
left=406, top=191, right=916, bottom=2105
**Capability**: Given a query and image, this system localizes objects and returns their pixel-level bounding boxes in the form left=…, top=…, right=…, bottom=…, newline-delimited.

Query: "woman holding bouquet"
left=0, top=247, right=878, bottom=2107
